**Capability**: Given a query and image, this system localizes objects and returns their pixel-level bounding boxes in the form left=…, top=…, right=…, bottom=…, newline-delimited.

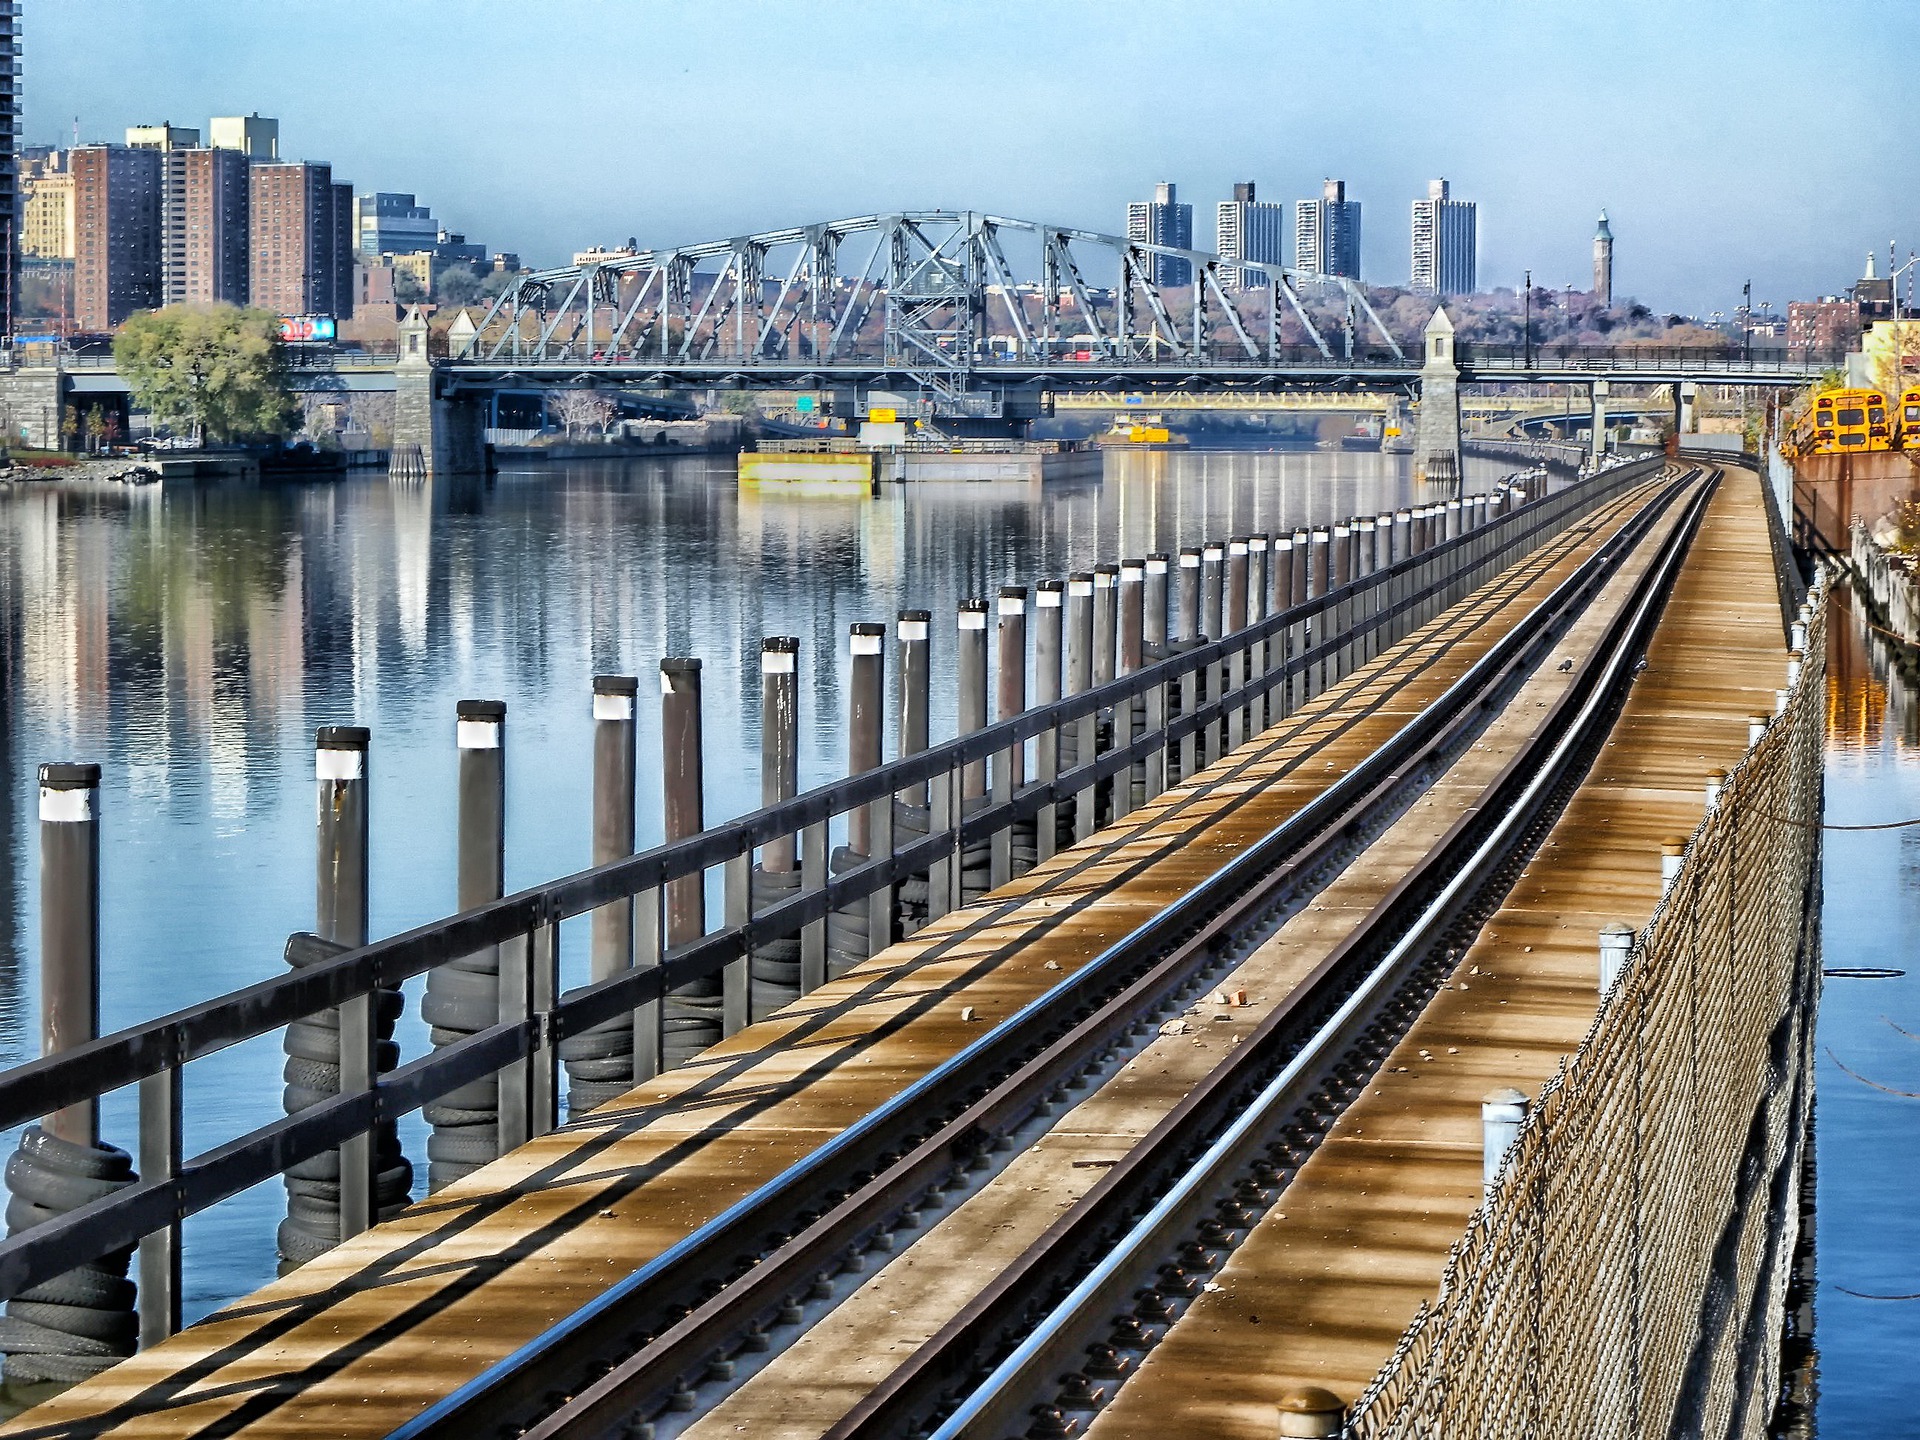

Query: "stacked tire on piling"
left=423, top=940, right=505, bottom=1188
left=659, top=660, right=724, bottom=1070
left=560, top=1018, right=634, bottom=1116
left=0, top=762, right=142, bottom=1387
left=748, top=864, right=803, bottom=1014
left=0, top=1128, right=138, bottom=1386
left=277, top=932, right=413, bottom=1269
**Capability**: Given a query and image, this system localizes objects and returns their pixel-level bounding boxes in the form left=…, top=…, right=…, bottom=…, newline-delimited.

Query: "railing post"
left=1273, top=533, right=1294, bottom=621
left=1277, top=1386, right=1346, bottom=1439
left=958, top=599, right=990, bottom=802
left=1375, top=512, right=1394, bottom=657
left=1035, top=581, right=1064, bottom=861
left=1066, top=574, right=1097, bottom=843
left=592, top=678, right=661, bottom=1082
left=1272, top=534, right=1295, bottom=721
left=1144, top=553, right=1169, bottom=654
left=315, top=726, right=375, bottom=1240
left=993, top=587, right=1027, bottom=886
left=1201, top=541, right=1225, bottom=763
left=899, top=609, right=932, bottom=805
left=1330, top=523, right=1352, bottom=684
left=760, top=638, right=800, bottom=874
left=1227, top=538, right=1250, bottom=749
left=846, top=621, right=888, bottom=976
left=1392, top=509, right=1414, bottom=644
left=1115, top=559, right=1144, bottom=820
left=1660, top=836, right=1686, bottom=896
left=1286, top=529, right=1309, bottom=712
left=1175, top=549, right=1201, bottom=781
left=956, top=599, right=990, bottom=903
left=1353, top=517, right=1377, bottom=665
left=1142, top=556, right=1169, bottom=801
left=28, top=761, right=145, bottom=1363
left=1306, top=528, right=1328, bottom=600
left=586, top=675, right=635, bottom=1062
left=744, top=636, right=800, bottom=1030
left=896, top=609, right=933, bottom=937
left=1599, top=921, right=1634, bottom=994
left=1093, top=563, right=1118, bottom=688
left=1248, top=534, right=1270, bottom=733
left=1306, top=530, right=1331, bottom=697
left=39, top=763, right=100, bottom=1149
left=660, top=658, right=717, bottom=1067
left=428, top=699, right=508, bottom=1177
left=1482, top=1087, right=1530, bottom=1194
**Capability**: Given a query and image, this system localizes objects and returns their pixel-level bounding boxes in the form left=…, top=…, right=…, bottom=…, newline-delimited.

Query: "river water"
left=0, top=446, right=1509, bottom=1322
left=1814, top=591, right=1920, bottom=1436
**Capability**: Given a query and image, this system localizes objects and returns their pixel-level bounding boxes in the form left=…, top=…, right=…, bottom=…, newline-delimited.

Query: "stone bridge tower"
left=391, top=305, right=489, bottom=478
left=1413, top=305, right=1461, bottom=489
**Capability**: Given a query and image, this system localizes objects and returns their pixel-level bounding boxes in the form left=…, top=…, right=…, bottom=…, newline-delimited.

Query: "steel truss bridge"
left=452, top=210, right=1829, bottom=415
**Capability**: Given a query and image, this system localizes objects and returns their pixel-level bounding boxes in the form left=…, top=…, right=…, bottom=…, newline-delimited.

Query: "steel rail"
left=865, top=469, right=1719, bottom=1440
left=390, top=472, right=1695, bottom=1440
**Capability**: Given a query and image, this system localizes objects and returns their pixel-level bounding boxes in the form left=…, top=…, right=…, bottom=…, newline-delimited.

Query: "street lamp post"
left=1743, top=280, right=1752, bottom=365
left=1889, top=246, right=1918, bottom=397
left=1523, top=268, right=1532, bottom=369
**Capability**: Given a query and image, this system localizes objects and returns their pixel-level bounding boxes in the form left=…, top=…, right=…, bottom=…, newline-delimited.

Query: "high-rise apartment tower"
left=1295, top=178, right=1362, bottom=280
left=182, top=147, right=250, bottom=304
left=1215, top=181, right=1285, bottom=290
left=250, top=161, right=353, bottom=317
left=0, top=3, right=21, bottom=329
left=1410, top=178, right=1476, bottom=296
left=22, top=152, right=74, bottom=261
left=72, top=146, right=163, bottom=330
left=127, top=124, right=200, bottom=306
left=1126, top=182, right=1193, bottom=289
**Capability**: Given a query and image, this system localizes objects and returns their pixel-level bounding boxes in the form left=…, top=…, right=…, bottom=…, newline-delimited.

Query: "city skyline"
left=19, top=1, right=1920, bottom=318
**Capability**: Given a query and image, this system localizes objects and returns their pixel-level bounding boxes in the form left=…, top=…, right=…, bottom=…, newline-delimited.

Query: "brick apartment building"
left=72, top=144, right=162, bottom=330
left=183, top=147, right=251, bottom=304
left=1785, top=299, right=1859, bottom=356
left=249, top=161, right=353, bottom=318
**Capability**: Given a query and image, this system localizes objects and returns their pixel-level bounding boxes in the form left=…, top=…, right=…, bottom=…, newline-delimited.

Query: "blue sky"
left=25, top=0, right=1920, bottom=315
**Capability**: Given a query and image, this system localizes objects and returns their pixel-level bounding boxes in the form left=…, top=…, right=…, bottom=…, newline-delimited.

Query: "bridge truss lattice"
left=457, top=210, right=1406, bottom=400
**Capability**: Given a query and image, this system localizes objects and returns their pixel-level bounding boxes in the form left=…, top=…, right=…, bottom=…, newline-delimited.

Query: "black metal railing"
left=0, top=458, right=1667, bottom=1349
left=1456, top=342, right=1841, bottom=373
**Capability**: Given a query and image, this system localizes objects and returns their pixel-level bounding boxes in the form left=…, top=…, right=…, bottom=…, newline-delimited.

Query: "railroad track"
left=393, top=468, right=1712, bottom=1440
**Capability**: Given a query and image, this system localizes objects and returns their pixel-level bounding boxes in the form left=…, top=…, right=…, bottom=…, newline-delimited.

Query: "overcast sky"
left=25, top=0, right=1920, bottom=316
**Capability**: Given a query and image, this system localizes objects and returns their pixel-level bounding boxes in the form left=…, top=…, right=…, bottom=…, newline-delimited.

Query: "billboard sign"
left=279, top=315, right=337, bottom=343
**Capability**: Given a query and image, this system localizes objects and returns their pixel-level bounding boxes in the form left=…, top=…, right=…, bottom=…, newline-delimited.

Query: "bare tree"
left=551, top=388, right=618, bottom=439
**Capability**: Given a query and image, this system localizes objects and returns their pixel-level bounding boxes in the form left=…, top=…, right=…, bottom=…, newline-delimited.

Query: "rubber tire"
left=4, top=1300, right=136, bottom=1348
left=426, top=1130, right=499, bottom=1166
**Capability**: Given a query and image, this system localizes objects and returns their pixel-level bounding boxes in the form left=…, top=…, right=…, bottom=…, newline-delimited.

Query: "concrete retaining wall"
left=1851, top=521, right=1920, bottom=645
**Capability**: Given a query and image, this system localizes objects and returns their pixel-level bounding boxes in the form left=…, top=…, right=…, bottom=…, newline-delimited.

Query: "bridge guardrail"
left=0, top=458, right=1667, bottom=1351
left=1456, top=342, right=1843, bottom=373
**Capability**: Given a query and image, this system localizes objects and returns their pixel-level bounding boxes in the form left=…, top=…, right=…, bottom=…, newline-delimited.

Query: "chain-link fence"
left=1348, top=579, right=1827, bottom=1440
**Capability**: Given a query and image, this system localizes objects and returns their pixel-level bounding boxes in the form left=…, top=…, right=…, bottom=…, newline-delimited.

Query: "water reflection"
left=0, top=447, right=1505, bottom=1316
left=1816, top=587, right=1920, bottom=1436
